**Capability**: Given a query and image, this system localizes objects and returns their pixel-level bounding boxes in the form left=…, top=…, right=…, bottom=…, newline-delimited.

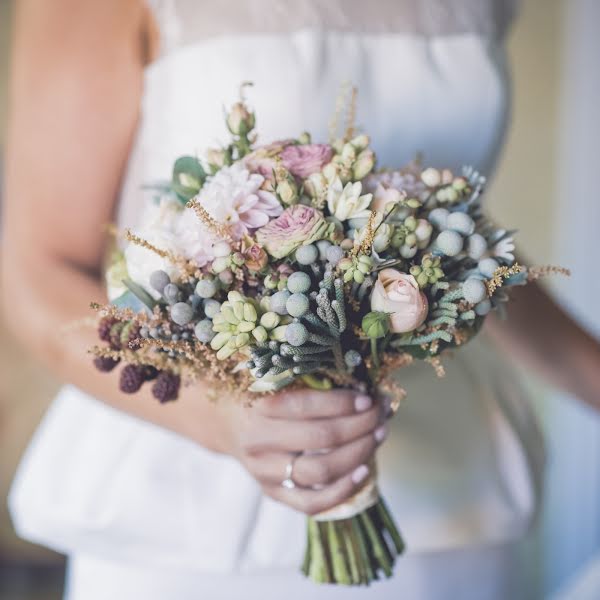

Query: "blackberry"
left=109, top=322, right=125, bottom=350
left=98, top=317, right=117, bottom=342
left=93, top=356, right=120, bottom=372
left=140, top=365, right=159, bottom=381
left=119, top=364, right=144, bottom=394
left=151, top=371, right=180, bottom=403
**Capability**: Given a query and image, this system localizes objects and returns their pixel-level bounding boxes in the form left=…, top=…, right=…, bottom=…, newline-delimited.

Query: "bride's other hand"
left=224, top=389, right=387, bottom=515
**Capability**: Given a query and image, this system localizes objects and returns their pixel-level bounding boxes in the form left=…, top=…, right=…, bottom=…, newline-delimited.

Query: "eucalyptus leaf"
left=172, top=156, right=206, bottom=201
left=111, top=290, right=151, bottom=313
left=122, top=278, right=157, bottom=310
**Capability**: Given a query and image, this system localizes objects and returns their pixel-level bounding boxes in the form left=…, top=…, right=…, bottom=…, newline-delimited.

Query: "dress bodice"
left=118, top=0, right=516, bottom=229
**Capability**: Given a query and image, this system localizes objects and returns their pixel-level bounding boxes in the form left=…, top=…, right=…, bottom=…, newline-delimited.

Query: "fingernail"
left=374, top=425, right=388, bottom=443
left=354, top=395, right=372, bottom=412
left=352, top=464, right=369, bottom=484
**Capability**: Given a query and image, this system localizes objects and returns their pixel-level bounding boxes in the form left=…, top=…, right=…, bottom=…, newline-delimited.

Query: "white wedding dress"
left=9, top=1, right=545, bottom=598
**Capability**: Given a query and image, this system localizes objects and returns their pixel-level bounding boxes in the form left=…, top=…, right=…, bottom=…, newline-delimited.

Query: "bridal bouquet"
left=90, top=85, right=559, bottom=585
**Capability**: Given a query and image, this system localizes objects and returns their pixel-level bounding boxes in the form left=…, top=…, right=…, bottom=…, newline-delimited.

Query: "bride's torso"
left=10, top=0, right=545, bottom=575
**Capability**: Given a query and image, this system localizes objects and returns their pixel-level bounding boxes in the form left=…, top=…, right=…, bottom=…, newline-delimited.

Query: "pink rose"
left=243, top=244, right=268, bottom=272
left=280, top=144, right=333, bottom=178
left=370, top=269, right=429, bottom=333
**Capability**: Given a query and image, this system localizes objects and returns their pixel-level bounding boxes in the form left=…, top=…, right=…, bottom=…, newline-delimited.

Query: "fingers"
left=255, top=388, right=373, bottom=420
left=244, top=403, right=382, bottom=453
left=262, top=464, right=372, bottom=516
left=245, top=429, right=385, bottom=487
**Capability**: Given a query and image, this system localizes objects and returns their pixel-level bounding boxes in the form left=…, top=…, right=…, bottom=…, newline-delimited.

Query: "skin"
left=2, top=1, right=599, bottom=516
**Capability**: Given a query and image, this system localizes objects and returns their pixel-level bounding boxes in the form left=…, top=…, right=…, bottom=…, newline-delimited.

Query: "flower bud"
left=304, top=172, right=327, bottom=198
left=211, top=256, right=231, bottom=273
left=276, top=177, right=298, bottom=205
left=350, top=134, right=370, bottom=151
left=421, top=167, right=441, bottom=187
left=352, top=149, right=376, bottom=180
left=226, top=101, right=255, bottom=136
left=362, top=311, right=390, bottom=339
left=232, top=252, right=246, bottom=267
left=206, top=147, right=229, bottom=169
left=298, top=131, right=311, bottom=144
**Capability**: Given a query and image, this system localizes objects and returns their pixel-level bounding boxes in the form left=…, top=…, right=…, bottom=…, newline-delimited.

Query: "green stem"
left=308, top=518, right=331, bottom=583
left=370, top=337, right=380, bottom=369
left=351, top=516, right=375, bottom=583
left=343, top=521, right=362, bottom=585
left=359, top=512, right=393, bottom=578
left=327, top=521, right=351, bottom=585
left=377, top=499, right=405, bottom=555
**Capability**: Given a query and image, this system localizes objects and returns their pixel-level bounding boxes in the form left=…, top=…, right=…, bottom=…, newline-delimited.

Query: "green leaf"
left=172, top=156, right=206, bottom=201
left=122, top=278, right=157, bottom=311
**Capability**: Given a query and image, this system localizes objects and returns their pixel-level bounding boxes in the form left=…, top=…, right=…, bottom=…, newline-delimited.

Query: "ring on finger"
left=282, top=452, right=302, bottom=489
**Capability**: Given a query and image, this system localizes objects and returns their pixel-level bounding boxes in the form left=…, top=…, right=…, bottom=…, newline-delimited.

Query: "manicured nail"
left=354, top=395, right=372, bottom=412
left=374, top=425, right=388, bottom=443
left=352, top=464, right=369, bottom=484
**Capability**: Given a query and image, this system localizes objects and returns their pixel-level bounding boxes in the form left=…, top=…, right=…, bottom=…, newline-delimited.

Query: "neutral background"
left=0, top=0, right=598, bottom=598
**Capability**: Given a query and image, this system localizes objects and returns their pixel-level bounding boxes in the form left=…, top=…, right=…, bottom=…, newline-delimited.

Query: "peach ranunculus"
left=370, top=269, right=429, bottom=333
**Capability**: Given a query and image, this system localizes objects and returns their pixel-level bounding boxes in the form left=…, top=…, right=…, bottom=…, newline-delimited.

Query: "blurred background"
left=0, top=0, right=599, bottom=598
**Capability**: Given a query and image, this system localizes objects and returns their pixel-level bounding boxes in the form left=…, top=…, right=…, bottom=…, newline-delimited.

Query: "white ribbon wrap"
left=313, top=474, right=379, bottom=522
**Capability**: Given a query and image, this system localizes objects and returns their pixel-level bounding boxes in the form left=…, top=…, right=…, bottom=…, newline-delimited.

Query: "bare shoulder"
left=4, top=0, right=150, bottom=270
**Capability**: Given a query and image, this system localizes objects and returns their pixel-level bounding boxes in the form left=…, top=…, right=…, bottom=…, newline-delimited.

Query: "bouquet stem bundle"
left=302, top=498, right=404, bottom=585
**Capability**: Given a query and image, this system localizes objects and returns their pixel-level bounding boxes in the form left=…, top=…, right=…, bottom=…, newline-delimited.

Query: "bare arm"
left=0, top=1, right=383, bottom=513
left=486, top=280, right=600, bottom=409
left=0, top=0, right=230, bottom=450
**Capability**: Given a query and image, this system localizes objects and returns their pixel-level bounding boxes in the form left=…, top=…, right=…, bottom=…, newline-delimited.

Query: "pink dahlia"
left=195, top=162, right=282, bottom=240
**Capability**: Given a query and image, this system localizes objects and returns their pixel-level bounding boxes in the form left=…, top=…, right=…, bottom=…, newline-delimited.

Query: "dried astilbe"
left=486, top=263, right=524, bottom=296
left=527, top=265, right=571, bottom=281
left=124, top=229, right=201, bottom=280
left=186, top=199, right=234, bottom=243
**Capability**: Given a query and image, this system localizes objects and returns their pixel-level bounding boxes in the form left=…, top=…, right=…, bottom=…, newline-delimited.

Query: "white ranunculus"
left=326, top=177, right=373, bottom=221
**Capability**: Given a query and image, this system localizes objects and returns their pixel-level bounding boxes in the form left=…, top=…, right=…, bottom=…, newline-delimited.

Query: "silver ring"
left=281, top=453, right=301, bottom=489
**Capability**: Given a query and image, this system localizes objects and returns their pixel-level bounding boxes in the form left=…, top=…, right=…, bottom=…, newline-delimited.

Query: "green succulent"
left=337, top=254, right=374, bottom=284
left=210, top=291, right=284, bottom=359
left=410, top=255, right=445, bottom=288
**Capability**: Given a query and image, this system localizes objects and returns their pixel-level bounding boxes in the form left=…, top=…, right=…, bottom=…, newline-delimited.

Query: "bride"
left=3, top=1, right=600, bottom=599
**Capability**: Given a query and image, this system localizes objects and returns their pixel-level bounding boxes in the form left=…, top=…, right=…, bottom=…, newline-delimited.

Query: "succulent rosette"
left=90, top=85, right=560, bottom=587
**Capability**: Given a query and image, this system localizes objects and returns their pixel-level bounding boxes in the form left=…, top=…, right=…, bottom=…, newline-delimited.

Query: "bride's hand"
left=224, top=389, right=387, bottom=515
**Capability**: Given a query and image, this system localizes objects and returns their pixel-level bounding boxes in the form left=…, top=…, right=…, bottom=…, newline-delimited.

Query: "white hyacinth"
left=327, top=177, right=373, bottom=221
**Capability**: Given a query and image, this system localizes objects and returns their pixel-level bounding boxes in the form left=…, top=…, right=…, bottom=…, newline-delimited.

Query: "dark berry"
left=140, top=365, right=159, bottom=381
left=93, top=356, right=120, bottom=372
left=109, top=322, right=125, bottom=350
left=119, top=364, right=144, bottom=394
left=98, top=317, right=117, bottom=342
left=151, top=371, right=180, bottom=403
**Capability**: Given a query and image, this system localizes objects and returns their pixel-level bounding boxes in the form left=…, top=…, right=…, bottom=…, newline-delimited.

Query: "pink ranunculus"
left=255, top=205, right=329, bottom=259
left=280, top=144, right=333, bottom=179
left=370, top=269, right=429, bottom=333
